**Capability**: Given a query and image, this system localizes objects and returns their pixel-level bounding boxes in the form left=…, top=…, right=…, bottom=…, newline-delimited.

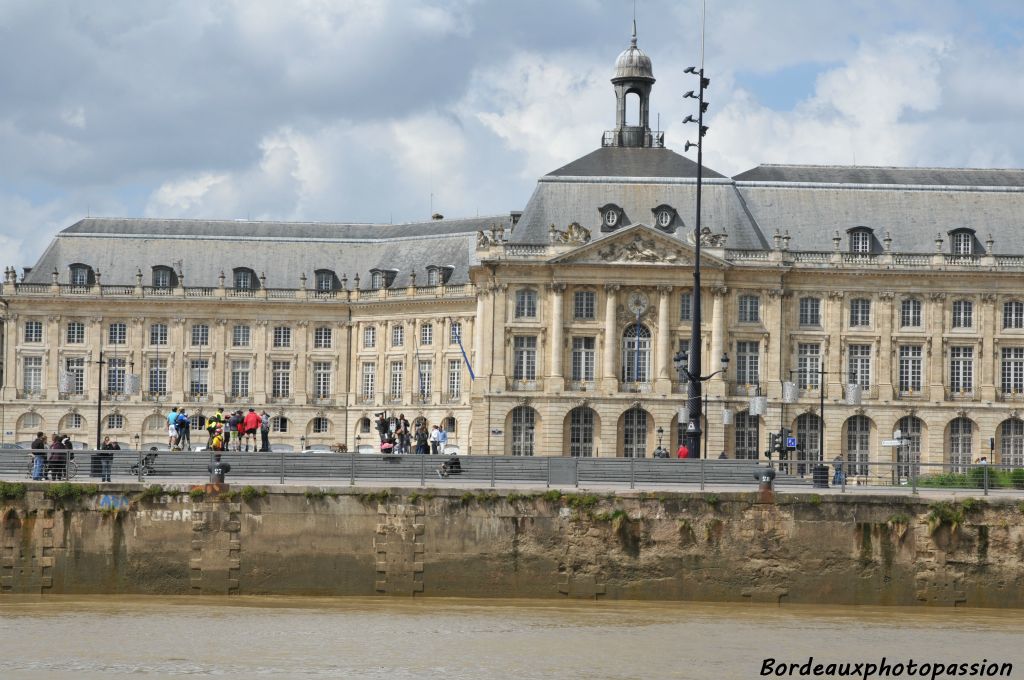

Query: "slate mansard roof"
left=25, top=216, right=512, bottom=287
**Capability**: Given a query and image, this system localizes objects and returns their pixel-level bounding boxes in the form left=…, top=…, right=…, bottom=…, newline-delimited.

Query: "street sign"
left=881, top=439, right=903, bottom=447
left=786, top=436, right=797, bottom=449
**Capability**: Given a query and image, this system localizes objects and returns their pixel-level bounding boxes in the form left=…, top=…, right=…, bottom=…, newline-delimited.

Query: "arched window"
left=622, top=407, right=647, bottom=458
left=845, top=415, right=871, bottom=476
left=314, top=270, right=336, bottom=292
left=233, top=268, right=257, bottom=291
left=271, top=416, right=289, bottom=433
left=1000, top=418, right=1024, bottom=468
left=442, top=416, right=456, bottom=434
left=312, top=417, right=330, bottom=434
left=734, top=411, right=759, bottom=460
left=510, top=406, right=535, bottom=456
left=106, top=413, right=125, bottom=430
left=795, top=413, right=822, bottom=471
left=621, top=324, right=651, bottom=383
left=152, top=266, right=176, bottom=288
left=949, top=417, right=973, bottom=473
left=896, top=416, right=923, bottom=480
left=144, top=414, right=165, bottom=432
left=568, top=407, right=595, bottom=457
left=61, top=413, right=84, bottom=430
left=358, top=417, right=371, bottom=434
left=17, top=412, right=42, bottom=431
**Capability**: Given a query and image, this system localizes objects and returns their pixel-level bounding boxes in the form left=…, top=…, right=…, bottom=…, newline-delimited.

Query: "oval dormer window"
left=657, top=210, right=672, bottom=228
left=604, top=210, right=619, bottom=228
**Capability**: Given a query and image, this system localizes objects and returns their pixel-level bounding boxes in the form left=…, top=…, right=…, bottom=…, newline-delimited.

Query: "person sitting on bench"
left=437, top=454, right=462, bottom=478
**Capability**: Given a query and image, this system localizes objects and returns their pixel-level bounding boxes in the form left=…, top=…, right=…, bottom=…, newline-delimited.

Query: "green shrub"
left=541, top=490, right=563, bottom=503
left=927, top=501, right=964, bottom=534
left=189, top=488, right=206, bottom=501
left=565, top=494, right=600, bottom=510
left=136, top=485, right=165, bottom=502
left=44, top=483, right=98, bottom=504
left=240, top=486, right=265, bottom=502
left=0, top=481, right=27, bottom=500
left=1010, top=468, right=1024, bottom=490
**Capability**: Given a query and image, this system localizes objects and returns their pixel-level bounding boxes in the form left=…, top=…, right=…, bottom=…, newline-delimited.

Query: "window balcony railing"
left=946, top=388, right=976, bottom=401
left=17, top=389, right=46, bottom=400
left=731, top=382, right=762, bottom=397
left=508, top=379, right=538, bottom=392
left=567, top=380, right=596, bottom=392
left=412, top=394, right=431, bottom=405
left=102, top=391, right=132, bottom=401
left=311, top=397, right=335, bottom=406
left=441, top=392, right=462, bottom=404
left=268, top=395, right=293, bottom=404
left=621, top=381, right=652, bottom=394
left=357, top=394, right=375, bottom=405
left=141, top=391, right=169, bottom=402
left=385, top=393, right=403, bottom=405
left=183, top=391, right=211, bottom=402
left=842, top=384, right=878, bottom=401
left=997, top=389, right=1024, bottom=402
left=897, top=388, right=925, bottom=399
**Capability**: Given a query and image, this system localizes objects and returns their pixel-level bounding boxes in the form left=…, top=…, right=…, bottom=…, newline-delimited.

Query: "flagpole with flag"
left=449, top=318, right=475, bottom=380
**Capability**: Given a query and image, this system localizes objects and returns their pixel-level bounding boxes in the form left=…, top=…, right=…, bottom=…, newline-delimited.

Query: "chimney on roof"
left=431, top=213, right=444, bottom=221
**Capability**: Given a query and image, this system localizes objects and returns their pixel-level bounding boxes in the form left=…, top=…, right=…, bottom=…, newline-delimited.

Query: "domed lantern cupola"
left=604, top=21, right=660, bottom=148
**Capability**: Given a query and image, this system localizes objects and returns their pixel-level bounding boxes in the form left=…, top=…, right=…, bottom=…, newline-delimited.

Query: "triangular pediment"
left=547, top=223, right=729, bottom=268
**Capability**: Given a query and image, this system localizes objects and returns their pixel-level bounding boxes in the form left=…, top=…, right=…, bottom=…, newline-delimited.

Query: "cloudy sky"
left=3, top=0, right=1024, bottom=268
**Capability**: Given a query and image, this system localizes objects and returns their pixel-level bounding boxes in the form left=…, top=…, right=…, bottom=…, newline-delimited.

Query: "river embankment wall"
left=1, top=483, right=1022, bottom=606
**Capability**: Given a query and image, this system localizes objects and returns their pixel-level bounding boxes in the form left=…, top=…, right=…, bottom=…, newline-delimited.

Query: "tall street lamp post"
left=682, top=64, right=711, bottom=459
left=673, top=350, right=729, bottom=458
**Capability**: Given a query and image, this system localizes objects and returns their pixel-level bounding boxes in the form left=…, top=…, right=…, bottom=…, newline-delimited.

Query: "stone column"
left=1, top=313, right=17, bottom=401
left=980, top=294, right=997, bottom=400
left=295, top=320, right=309, bottom=405
left=876, top=292, right=894, bottom=401
left=602, top=284, right=620, bottom=392
left=708, top=286, right=727, bottom=398
left=473, top=291, right=486, bottom=376
left=655, top=285, right=672, bottom=393
left=490, top=284, right=508, bottom=385
left=170, top=317, right=185, bottom=401
left=763, top=289, right=785, bottom=400
left=254, top=320, right=269, bottom=403
left=827, top=291, right=845, bottom=400
left=548, top=283, right=565, bottom=392
left=927, top=293, right=946, bottom=401
left=46, top=315, right=62, bottom=399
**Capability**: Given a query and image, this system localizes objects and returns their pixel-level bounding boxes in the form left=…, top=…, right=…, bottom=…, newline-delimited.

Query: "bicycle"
left=128, top=452, right=159, bottom=478
left=26, top=455, right=78, bottom=480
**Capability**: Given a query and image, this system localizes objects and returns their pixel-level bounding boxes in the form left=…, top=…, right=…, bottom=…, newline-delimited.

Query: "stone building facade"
left=4, top=31, right=1024, bottom=472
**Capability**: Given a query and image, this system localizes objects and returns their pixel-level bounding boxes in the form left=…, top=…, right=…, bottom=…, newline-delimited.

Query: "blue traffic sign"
left=786, top=436, right=798, bottom=449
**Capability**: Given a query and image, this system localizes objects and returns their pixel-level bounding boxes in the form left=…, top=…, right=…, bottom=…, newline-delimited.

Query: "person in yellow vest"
left=206, top=407, right=225, bottom=448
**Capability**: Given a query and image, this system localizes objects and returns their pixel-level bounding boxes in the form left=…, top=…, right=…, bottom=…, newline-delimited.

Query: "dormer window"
left=598, top=203, right=623, bottom=231
left=368, top=269, right=397, bottom=290
left=233, top=268, right=256, bottom=291
left=314, top=269, right=336, bottom=292
left=370, top=271, right=383, bottom=290
left=69, top=264, right=92, bottom=286
left=651, top=204, right=678, bottom=231
left=848, top=228, right=873, bottom=254
left=152, top=266, right=176, bottom=288
left=950, top=229, right=975, bottom=256
left=425, top=266, right=453, bottom=286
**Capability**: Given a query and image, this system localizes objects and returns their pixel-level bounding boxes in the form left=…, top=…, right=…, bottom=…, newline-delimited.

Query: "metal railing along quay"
left=2, top=450, right=1022, bottom=495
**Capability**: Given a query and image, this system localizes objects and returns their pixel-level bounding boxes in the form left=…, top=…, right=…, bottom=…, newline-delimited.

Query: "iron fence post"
left=279, top=447, right=285, bottom=485
left=841, top=462, right=846, bottom=493
left=630, top=456, right=635, bottom=490
left=700, top=457, right=705, bottom=491
left=911, top=460, right=918, bottom=495
left=420, top=454, right=425, bottom=487
left=574, top=457, right=579, bottom=488
left=137, top=449, right=143, bottom=483
left=349, top=453, right=355, bottom=486
left=545, top=457, right=550, bottom=488
left=490, top=457, right=495, bottom=488
left=984, top=464, right=989, bottom=496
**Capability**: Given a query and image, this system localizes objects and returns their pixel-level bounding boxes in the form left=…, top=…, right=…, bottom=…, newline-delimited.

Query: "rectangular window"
left=449, top=322, right=462, bottom=345
left=24, top=321, right=43, bottom=343
left=951, top=300, right=973, bottom=329
left=364, top=326, right=376, bottom=348
left=66, top=321, right=85, bottom=344
left=233, top=325, right=251, bottom=347
left=847, top=344, right=872, bottom=389
left=23, top=356, right=42, bottom=393
left=571, top=336, right=596, bottom=382
left=515, top=289, right=538, bottom=319
left=420, top=324, right=433, bottom=346
left=149, top=323, right=168, bottom=346
left=234, top=270, right=252, bottom=291
left=849, top=299, right=871, bottom=327
left=798, top=297, right=821, bottom=327
left=900, top=299, right=922, bottom=328
left=389, top=361, right=404, bottom=398
left=65, top=357, right=85, bottom=394
left=108, top=322, right=127, bottom=345
left=447, top=359, right=461, bottom=399
left=314, top=327, right=333, bottom=349
left=1004, top=301, right=1024, bottom=329
left=738, top=295, right=760, bottom=323
left=1001, top=347, right=1024, bottom=394
left=850, top=231, right=871, bottom=253
left=680, top=291, right=692, bottom=322
left=147, top=358, right=167, bottom=396
left=273, top=326, right=291, bottom=348
left=573, top=291, right=596, bottom=320
left=797, top=343, right=821, bottom=390
left=107, top=357, right=126, bottom=393
left=949, top=346, right=974, bottom=394
left=361, top=363, right=376, bottom=400
left=313, top=361, right=332, bottom=399
left=271, top=360, right=291, bottom=398
left=190, top=324, right=209, bottom=347
left=231, top=360, right=250, bottom=398
left=898, top=345, right=923, bottom=394
left=513, top=336, right=537, bottom=380
left=735, top=341, right=760, bottom=385
left=391, top=324, right=404, bottom=347
left=189, top=359, right=209, bottom=396
left=417, top=360, right=432, bottom=398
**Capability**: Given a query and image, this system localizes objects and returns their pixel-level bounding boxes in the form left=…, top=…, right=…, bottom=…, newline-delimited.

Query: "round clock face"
left=604, top=209, right=619, bottom=227
left=627, top=291, right=649, bottom=315
left=657, top=210, right=673, bottom=227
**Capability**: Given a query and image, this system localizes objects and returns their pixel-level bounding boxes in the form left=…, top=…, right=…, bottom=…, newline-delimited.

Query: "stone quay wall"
left=0, top=484, right=1022, bottom=607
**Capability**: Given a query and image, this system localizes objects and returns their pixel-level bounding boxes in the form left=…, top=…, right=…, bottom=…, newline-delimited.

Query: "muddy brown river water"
left=0, top=597, right=1022, bottom=679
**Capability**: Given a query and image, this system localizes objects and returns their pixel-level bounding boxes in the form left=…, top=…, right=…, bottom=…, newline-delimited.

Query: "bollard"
left=754, top=466, right=776, bottom=503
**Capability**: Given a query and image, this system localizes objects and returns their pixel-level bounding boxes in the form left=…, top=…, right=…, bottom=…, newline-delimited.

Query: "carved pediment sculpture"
left=597, top=235, right=684, bottom=264
left=550, top=222, right=592, bottom=245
